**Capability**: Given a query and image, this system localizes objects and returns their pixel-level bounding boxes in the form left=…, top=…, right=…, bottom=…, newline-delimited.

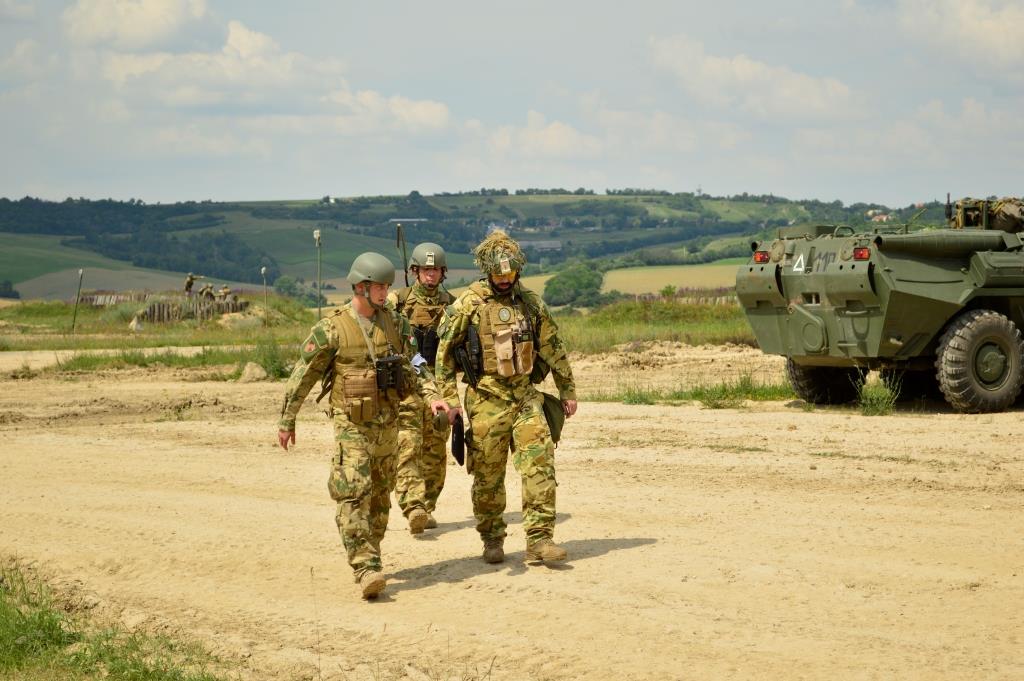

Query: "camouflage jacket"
left=435, top=279, right=576, bottom=406
left=278, top=300, right=439, bottom=431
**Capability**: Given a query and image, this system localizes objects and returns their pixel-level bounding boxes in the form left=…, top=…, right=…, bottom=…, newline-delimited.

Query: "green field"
left=0, top=232, right=135, bottom=282
left=603, top=262, right=743, bottom=294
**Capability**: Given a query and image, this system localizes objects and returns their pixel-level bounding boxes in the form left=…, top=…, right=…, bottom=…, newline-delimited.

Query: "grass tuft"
left=588, top=374, right=794, bottom=406
left=858, top=378, right=897, bottom=416
left=0, top=560, right=225, bottom=680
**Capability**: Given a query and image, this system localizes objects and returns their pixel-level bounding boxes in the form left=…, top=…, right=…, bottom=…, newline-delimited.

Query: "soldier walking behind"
left=432, top=231, right=578, bottom=565
left=387, top=242, right=455, bottom=534
left=277, top=252, right=445, bottom=599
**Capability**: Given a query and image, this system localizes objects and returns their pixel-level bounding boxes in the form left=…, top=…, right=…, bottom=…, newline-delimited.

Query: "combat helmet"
left=409, top=242, right=447, bottom=270
left=347, top=252, right=396, bottom=286
left=473, top=230, right=526, bottom=275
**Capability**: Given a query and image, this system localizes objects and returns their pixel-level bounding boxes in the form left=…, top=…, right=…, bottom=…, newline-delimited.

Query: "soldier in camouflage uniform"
left=386, top=242, right=455, bottom=534
left=277, top=252, right=445, bottom=599
left=431, top=231, right=578, bottom=565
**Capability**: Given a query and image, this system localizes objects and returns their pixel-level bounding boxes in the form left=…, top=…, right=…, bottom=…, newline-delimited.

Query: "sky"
left=1, top=0, right=1022, bottom=207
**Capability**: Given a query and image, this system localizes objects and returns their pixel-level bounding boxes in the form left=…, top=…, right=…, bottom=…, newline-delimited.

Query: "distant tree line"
left=2, top=197, right=279, bottom=284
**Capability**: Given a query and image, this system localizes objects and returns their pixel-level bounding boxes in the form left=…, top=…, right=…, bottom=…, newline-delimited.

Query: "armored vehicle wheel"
left=935, top=309, right=1024, bottom=413
left=879, top=368, right=941, bottom=402
left=786, top=358, right=863, bottom=405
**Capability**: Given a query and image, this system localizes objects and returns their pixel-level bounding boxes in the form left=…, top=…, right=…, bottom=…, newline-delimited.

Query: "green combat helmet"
left=474, top=230, right=526, bottom=275
left=409, top=242, right=447, bottom=270
left=346, top=252, right=396, bottom=286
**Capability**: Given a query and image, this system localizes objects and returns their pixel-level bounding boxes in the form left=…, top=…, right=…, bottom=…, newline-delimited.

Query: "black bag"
left=540, top=392, right=565, bottom=444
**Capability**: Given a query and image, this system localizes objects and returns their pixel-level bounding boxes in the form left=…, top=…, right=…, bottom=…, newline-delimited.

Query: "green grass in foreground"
left=0, top=561, right=225, bottom=681
left=556, top=300, right=754, bottom=353
left=588, top=374, right=795, bottom=407
left=0, top=294, right=314, bottom=351
left=43, top=339, right=297, bottom=378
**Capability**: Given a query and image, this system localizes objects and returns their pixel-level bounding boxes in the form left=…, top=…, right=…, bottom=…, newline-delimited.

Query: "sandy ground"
left=1, top=343, right=1022, bottom=680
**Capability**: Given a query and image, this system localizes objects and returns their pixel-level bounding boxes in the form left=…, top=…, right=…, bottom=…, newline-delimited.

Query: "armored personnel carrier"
left=736, top=196, right=1024, bottom=413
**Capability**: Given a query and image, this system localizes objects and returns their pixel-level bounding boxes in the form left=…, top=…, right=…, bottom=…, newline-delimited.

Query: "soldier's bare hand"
left=446, top=406, right=463, bottom=425
left=278, top=429, right=296, bottom=450
left=562, top=399, right=577, bottom=418
left=430, top=400, right=450, bottom=417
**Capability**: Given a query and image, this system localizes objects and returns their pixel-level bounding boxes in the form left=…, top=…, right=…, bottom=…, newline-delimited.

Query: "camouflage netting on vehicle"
left=954, top=197, right=1024, bottom=232
left=473, top=230, right=527, bottom=274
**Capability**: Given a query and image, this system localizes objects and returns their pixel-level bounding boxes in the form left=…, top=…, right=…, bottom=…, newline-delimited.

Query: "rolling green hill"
left=0, top=190, right=947, bottom=300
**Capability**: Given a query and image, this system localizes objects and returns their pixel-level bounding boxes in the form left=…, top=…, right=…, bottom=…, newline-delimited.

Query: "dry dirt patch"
left=1, top=343, right=1021, bottom=680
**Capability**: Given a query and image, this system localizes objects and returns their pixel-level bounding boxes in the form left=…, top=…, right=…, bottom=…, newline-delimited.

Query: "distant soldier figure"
left=432, top=230, right=578, bottom=566
left=386, top=242, right=455, bottom=534
left=217, top=284, right=232, bottom=301
left=183, top=272, right=205, bottom=297
left=198, top=283, right=215, bottom=300
left=277, top=252, right=447, bottom=599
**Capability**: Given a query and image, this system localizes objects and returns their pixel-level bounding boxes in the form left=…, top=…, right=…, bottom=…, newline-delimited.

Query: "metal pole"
left=261, top=266, right=268, bottom=328
left=313, top=229, right=322, bottom=320
left=71, top=268, right=84, bottom=334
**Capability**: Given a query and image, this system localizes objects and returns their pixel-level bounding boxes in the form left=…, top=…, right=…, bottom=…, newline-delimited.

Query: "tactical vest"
left=469, top=282, right=536, bottom=378
left=328, top=307, right=408, bottom=421
left=396, top=286, right=453, bottom=364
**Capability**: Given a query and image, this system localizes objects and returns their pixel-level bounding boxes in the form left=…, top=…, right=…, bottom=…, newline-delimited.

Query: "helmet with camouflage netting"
left=473, top=230, right=526, bottom=275
left=346, top=252, right=396, bottom=286
left=409, top=242, right=447, bottom=270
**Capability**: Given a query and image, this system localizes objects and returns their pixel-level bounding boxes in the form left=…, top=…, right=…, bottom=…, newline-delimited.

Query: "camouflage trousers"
left=465, top=386, right=556, bottom=544
left=327, top=406, right=398, bottom=581
left=395, top=397, right=451, bottom=516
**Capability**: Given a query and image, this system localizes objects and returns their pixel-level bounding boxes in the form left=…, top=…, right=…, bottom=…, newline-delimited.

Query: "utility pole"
left=261, top=266, right=268, bottom=327
left=70, top=268, right=84, bottom=335
left=313, top=229, right=323, bottom=320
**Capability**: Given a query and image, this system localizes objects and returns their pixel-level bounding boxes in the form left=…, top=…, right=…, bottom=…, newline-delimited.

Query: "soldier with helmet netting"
left=431, top=230, right=578, bottom=566
left=276, top=251, right=446, bottom=599
left=386, top=242, right=455, bottom=534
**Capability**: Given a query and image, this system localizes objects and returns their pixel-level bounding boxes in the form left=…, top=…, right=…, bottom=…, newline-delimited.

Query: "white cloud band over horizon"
left=1, top=0, right=1022, bottom=207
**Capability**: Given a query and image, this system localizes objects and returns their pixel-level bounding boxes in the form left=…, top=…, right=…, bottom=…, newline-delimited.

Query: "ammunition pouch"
left=341, top=368, right=379, bottom=422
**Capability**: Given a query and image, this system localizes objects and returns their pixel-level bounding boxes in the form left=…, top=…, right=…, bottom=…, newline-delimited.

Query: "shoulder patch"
left=300, top=326, right=330, bottom=361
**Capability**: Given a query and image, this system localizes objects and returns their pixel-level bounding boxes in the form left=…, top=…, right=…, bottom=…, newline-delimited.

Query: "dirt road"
left=1, top=344, right=1021, bottom=680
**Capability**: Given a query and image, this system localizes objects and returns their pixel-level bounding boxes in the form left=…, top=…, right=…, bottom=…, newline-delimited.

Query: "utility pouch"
left=494, top=328, right=516, bottom=377
left=514, top=337, right=534, bottom=375
left=341, top=368, right=378, bottom=422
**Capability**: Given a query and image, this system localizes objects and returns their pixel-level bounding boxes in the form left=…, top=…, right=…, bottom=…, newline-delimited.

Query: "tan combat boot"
left=408, top=508, right=428, bottom=535
left=525, top=539, right=567, bottom=564
left=424, top=512, right=438, bottom=529
left=359, top=571, right=386, bottom=600
left=482, top=537, right=505, bottom=564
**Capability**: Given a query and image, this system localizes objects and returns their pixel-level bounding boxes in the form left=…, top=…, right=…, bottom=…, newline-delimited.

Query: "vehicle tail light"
left=753, top=251, right=771, bottom=264
left=853, top=247, right=871, bottom=261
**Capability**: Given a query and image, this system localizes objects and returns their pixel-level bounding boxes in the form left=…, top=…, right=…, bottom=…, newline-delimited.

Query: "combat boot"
left=359, top=571, right=386, bottom=600
left=525, top=539, right=567, bottom=564
left=482, top=537, right=505, bottom=564
left=424, top=513, right=438, bottom=529
left=408, top=508, right=428, bottom=535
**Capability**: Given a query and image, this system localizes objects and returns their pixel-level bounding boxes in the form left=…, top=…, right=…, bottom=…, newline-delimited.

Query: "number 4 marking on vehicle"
left=792, top=254, right=805, bottom=272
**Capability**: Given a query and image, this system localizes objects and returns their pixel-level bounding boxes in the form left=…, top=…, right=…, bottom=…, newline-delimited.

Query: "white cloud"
left=486, top=111, right=602, bottom=159
left=650, top=35, right=854, bottom=119
left=63, top=0, right=213, bottom=51
left=0, top=0, right=33, bottom=21
left=0, top=40, right=59, bottom=82
left=323, top=88, right=450, bottom=134
left=899, top=0, right=1024, bottom=67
